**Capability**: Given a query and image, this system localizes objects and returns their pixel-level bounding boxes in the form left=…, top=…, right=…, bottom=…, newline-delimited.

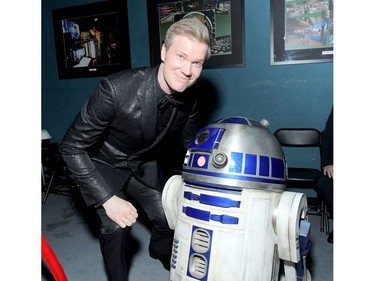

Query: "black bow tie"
left=158, top=94, right=184, bottom=110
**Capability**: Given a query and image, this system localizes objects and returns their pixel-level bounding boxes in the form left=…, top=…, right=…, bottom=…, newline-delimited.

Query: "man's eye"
left=193, top=62, right=203, bottom=68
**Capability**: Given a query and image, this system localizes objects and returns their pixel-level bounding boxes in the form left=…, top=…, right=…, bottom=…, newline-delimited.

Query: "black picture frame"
left=147, top=0, right=245, bottom=68
left=52, top=1, right=131, bottom=79
left=270, top=0, right=333, bottom=65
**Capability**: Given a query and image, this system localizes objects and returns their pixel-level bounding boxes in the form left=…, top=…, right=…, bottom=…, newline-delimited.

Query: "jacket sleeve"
left=60, top=78, right=118, bottom=206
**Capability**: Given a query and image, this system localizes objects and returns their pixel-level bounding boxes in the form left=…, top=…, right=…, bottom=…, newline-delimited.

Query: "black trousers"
left=315, top=174, right=333, bottom=216
left=94, top=162, right=173, bottom=281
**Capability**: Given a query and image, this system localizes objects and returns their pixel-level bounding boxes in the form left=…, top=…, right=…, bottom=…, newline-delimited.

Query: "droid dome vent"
left=216, top=116, right=270, bottom=128
left=217, top=116, right=252, bottom=126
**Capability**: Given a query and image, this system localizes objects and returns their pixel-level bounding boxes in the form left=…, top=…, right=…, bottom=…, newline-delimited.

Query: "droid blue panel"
left=217, top=116, right=266, bottom=128
left=182, top=206, right=239, bottom=224
left=244, top=154, right=257, bottom=175
left=187, top=226, right=213, bottom=281
left=229, top=152, right=243, bottom=173
left=271, top=158, right=285, bottom=179
left=218, top=116, right=250, bottom=125
left=259, top=156, right=270, bottom=176
left=184, top=191, right=241, bottom=208
left=189, top=128, right=225, bottom=152
left=190, top=153, right=210, bottom=169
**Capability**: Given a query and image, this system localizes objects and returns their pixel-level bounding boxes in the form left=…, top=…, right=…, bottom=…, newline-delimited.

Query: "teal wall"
left=42, top=0, right=333, bottom=169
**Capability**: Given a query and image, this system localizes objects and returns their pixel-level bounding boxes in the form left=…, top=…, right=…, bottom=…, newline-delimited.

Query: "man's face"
left=159, top=34, right=208, bottom=94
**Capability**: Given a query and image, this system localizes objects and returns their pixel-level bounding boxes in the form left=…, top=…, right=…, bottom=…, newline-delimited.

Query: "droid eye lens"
left=213, top=152, right=227, bottom=168
left=196, top=131, right=210, bottom=144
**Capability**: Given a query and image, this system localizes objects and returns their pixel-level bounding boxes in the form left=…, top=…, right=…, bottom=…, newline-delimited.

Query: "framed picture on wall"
left=52, top=1, right=131, bottom=79
left=147, top=0, right=245, bottom=68
left=271, top=0, right=333, bottom=65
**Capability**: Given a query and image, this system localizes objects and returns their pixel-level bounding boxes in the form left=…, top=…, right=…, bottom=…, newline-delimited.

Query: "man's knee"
left=316, top=175, right=332, bottom=191
left=96, top=207, right=127, bottom=235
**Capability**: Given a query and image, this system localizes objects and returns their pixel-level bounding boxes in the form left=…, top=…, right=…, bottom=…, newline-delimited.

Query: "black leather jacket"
left=60, top=66, right=204, bottom=206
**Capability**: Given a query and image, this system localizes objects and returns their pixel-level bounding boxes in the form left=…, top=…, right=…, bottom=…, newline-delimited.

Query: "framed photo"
left=271, top=0, right=333, bottom=65
left=147, top=0, right=245, bottom=68
left=52, top=1, right=131, bottom=79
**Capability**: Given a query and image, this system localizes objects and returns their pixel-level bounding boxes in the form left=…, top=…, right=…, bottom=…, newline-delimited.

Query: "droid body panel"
left=162, top=117, right=311, bottom=281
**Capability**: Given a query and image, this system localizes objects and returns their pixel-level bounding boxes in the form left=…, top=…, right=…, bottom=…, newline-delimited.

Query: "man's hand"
left=323, top=165, right=334, bottom=179
left=102, top=195, right=138, bottom=228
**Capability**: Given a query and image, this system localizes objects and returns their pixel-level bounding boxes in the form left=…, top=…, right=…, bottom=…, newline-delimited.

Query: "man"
left=315, top=107, right=333, bottom=243
left=60, top=17, right=211, bottom=281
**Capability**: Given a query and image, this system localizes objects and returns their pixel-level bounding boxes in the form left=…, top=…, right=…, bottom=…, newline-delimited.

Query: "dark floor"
left=42, top=190, right=333, bottom=281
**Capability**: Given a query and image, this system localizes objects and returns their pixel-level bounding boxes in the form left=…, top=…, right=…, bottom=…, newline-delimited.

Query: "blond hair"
left=164, top=17, right=211, bottom=61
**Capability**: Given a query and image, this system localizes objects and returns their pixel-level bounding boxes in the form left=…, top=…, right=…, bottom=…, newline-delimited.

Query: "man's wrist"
left=95, top=193, right=115, bottom=208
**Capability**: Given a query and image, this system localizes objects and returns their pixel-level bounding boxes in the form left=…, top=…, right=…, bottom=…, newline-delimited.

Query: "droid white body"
left=162, top=117, right=311, bottom=281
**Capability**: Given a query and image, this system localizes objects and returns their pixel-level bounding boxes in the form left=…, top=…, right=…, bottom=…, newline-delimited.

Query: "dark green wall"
left=42, top=0, right=333, bottom=169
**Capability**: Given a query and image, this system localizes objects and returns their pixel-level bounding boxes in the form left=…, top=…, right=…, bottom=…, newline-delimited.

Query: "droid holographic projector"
left=162, top=117, right=311, bottom=281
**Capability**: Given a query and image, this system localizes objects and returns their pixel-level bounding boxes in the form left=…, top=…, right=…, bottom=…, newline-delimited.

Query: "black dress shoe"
left=158, top=255, right=171, bottom=271
left=327, top=231, right=333, bottom=244
left=149, top=251, right=171, bottom=271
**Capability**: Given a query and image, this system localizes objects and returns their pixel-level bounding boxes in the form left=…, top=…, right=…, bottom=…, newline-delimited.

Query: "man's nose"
left=181, top=61, right=192, bottom=76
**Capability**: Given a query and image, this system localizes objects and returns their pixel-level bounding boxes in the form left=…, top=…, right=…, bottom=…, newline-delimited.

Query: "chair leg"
left=69, top=183, right=79, bottom=209
left=43, top=172, right=55, bottom=204
left=319, top=200, right=325, bottom=232
left=42, top=164, right=46, bottom=186
left=325, top=209, right=330, bottom=235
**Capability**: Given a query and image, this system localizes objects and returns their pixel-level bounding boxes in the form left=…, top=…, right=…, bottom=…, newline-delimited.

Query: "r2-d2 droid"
left=162, top=117, right=312, bottom=281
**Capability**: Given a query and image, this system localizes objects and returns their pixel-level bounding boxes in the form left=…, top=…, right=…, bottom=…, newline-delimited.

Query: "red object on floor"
left=42, top=234, right=68, bottom=281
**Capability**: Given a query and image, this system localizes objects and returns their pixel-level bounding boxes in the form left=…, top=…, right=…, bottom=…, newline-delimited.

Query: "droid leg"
left=296, top=220, right=311, bottom=281
left=275, top=191, right=311, bottom=281
left=283, top=221, right=311, bottom=281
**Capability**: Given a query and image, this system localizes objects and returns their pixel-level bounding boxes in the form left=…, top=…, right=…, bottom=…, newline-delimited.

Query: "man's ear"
left=160, top=44, right=166, bottom=63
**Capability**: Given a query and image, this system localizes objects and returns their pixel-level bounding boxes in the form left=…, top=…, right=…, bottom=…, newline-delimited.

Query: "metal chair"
left=274, top=128, right=329, bottom=233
